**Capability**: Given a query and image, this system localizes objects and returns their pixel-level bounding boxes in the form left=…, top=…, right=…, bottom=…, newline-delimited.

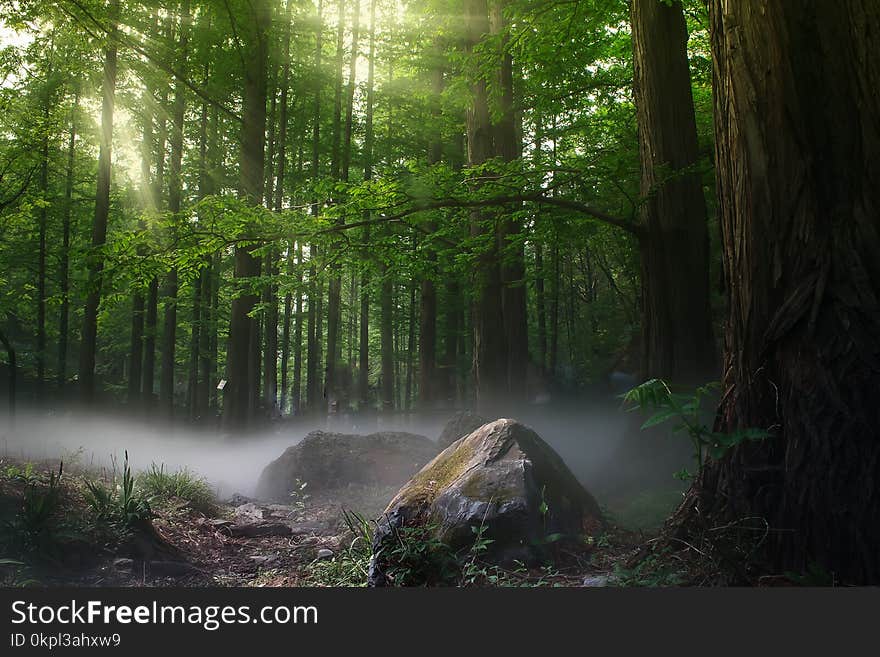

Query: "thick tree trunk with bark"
left=631, top=0, right=715, bottom=383
left=691, top=0, right=880, bottom=584
left=465, top=0, right=507, bottom=412
left=224, top=0, right=269, bottom=429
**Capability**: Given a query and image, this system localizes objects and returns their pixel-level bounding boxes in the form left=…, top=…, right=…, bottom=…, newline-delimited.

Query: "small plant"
left=83, top=452, right=152, bottom=530
left=304, top=509, right=373, bottom=587
left=459, top=522, right=496, bottom=585
left=137, top=463, right=217, bottom=515
left=0, top=558, right=39, bottom=587
left=785, top=562, right=835, bottom=587
left=287, top=479, right=310, bottom=515
left=613, top=547, right=685, bottom=587
left=3, top=462, right=40, bottom=486
left=622, top=379, right=770, bottom=479
left=382, top=522, right=460, bottom=586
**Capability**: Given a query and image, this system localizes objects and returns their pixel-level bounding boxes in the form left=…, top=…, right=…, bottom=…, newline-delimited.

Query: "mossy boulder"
left=255, top=430, right=439, bottom=500
left=368, top=419, right=603, bottom=586
left=436, top=410, right=490, bottom=449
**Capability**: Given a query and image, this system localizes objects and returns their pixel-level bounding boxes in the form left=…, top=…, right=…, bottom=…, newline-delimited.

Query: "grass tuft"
left=136, top=464, right=217, bottom=516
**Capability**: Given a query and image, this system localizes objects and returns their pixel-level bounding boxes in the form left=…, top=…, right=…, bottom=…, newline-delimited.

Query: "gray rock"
left=436, top=411, right=490, bottom=450
left=256, top=430, right=439, bottom=499
left=582, top=574, right=615, bottom=587
left=369, top=419, right=603, bottom=586
left=316, top=549, right=334, bottom=560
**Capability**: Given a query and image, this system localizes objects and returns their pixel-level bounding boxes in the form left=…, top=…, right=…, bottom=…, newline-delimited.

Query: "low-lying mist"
left=0, top=396, right=692, bottom=518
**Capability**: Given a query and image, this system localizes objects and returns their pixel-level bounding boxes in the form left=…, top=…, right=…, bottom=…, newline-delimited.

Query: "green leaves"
left=622, top=378, right=770, bottom=479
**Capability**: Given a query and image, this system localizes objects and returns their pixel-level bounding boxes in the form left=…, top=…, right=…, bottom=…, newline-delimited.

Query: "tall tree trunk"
left=689, top=0, right=880, bottom=584
left=188, top=61, right=212, bottom=419
left=306, top=0, right=324, bottom=414
left=490, top=0, right=528, bottom=403
left=262, top=253, right=278, bottom=413
left=532, top=116, right=547, bottom=375
left=58, top=91, right=78, bottom=388
left=280, top=252, right=293, bottom=414
left=143, top=84, right=168, bottom=408
left=159, top=0, right=191, bottom=417
left=464, top=0, right=506, bottom=412
left=535, top=243, right=547, bottom=373
left=276, top=0, right=294, bottom=414
left=129, top=78, right=153, bottom=406
left=208, top=253, right=219, bottom=411
left=78, top=0, right=120, bottom=403
left=36, top=97, right=49, bottom=394
left=224, top=0, right=270, bottom=429
left=358, top=0, right=377, bottom=409
left=548, top=242, right=559, bottom=379
left=325, top=0, right=351, bottom=413
left=379, top=267, right=393, bottom=412
left=379, top=49, right=395, bottom=414
left=442, top=279, right=460, bottom=404
left=292, top=243, right=304, bottom=414
left=418, top=42, right=442, bottom=408
left=405, top=271, right=416, bottom=410
left=631, top=0, right=715, bottom=383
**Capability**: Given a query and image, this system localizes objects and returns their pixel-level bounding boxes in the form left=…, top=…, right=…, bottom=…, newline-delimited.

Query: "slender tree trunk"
left=208, top=253, right=219, bottom=411
left=78, top=0, right=120, bottom=403
left=379, top=267, right=393, bottom=412
left=292, top=243, right=304, bottom=414
left=160, top=0, right=191, bottom=416
left=631, top=0, right=715, bottom=383
left=548, top=242, right=559, bottom=378
left=685, top=0, right=880, bottom=585
left=405, top=272, right=416, bottom=410
left=143, top=84, right=168, bottom=408
left=275, top=0, right=294, bottom=414
left=535, top=243, right=547, bottom=373
left=280, top=254, right=293, bottom=414
left=262, top=252, right=278, bottom=413
left=36, top=99, right=49, bottom=393
left=143, top=278, right=159, bottom=404
left=58, top=91, right=77, bottom=388
left=418, top=43, right=442, bottom=407
left=442, top=280, right=460, bottom=404
left=306, top=0, right=324, bottom=414
left=358, top=0, right=377, bottom=409
left=325, top=0, right=351, bottom=413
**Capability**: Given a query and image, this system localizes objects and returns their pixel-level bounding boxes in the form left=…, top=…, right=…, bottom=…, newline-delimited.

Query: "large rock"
left=436, top=410, right=489, bottom=449
left=369, top=419, right=603, bottom=586
left=255, top=430, right=438, bottom=499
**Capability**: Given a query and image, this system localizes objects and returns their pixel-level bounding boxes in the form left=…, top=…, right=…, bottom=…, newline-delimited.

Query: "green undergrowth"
left=0, top=454, right=218, bottom=583
left=304, top=510, right=579, bottom=588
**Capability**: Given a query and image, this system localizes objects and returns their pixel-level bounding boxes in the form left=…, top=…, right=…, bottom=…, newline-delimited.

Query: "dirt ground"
left=0, top=456, right=645, bottom=587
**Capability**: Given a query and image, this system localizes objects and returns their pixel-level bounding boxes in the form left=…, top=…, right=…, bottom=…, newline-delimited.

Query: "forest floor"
left=0, top=455, right=677, bottom=588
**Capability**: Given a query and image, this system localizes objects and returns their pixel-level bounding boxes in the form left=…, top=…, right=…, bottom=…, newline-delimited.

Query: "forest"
left=0, top=0, right=877, bottom=588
